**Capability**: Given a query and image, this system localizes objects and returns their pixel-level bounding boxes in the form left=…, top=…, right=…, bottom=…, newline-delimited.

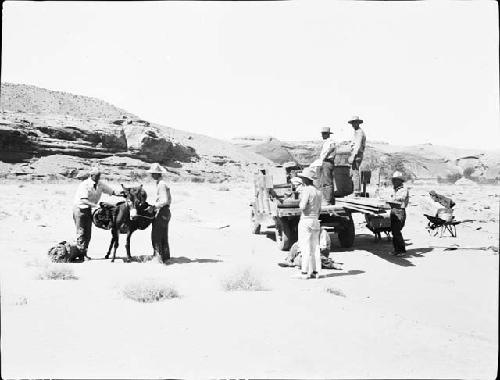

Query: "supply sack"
left=47, top=241, right=82, bottom=263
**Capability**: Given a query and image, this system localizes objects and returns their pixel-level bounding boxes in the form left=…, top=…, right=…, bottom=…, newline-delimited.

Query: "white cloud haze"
left=2, top=0, right=499, bottom=148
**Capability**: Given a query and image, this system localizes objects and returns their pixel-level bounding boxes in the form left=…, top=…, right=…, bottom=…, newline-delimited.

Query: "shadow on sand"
left=333, top=233, right=434, bottom=267
left=320, top=269, right=365, bottom=278
left=97, top=255, right=222, bottom=264
left=165, top=256, right=222, bottom=265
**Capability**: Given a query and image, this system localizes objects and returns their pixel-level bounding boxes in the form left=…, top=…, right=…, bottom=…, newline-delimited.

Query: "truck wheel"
left=338, top=216, right=355, bottom=248
left=251, top=210, right=261, bottom=234
left=275, top=217, right=293, bottom=251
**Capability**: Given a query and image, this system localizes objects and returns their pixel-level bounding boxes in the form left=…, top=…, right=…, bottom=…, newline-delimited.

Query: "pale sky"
left=2, top=0, right=499, bottom=149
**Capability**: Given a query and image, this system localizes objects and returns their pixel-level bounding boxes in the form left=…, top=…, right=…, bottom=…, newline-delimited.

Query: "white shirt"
left=299, top=185, right=322, bottom=217
left=319, top=137, right=336, bottom=161
left=74, top=178, right=114, bottom=209
left=350, top=128, right=366, bottom=159
left=155, top=180, right=171, bottom=208
left=392, top=185, right=410, bottom=209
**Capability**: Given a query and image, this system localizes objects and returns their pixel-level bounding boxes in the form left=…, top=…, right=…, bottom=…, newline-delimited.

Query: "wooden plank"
left=337, top=201, right=389, bottom=212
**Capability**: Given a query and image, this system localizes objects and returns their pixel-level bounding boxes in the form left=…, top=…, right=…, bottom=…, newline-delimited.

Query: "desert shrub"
left=326, top=287, right=346, bottom=297
left=122, top=278, right=180, bottom=303
left=463, top=167, right=475, bottom=179
left=208, top=177, right=224, bottom=184
left=53, top=189, right=67, bottom=195
left=0, top=210, right=11, bottom=220
left=12, top=295, right=28, bottom=306
left=217, top=185, right=230, bottom=191
left=437, top=172, right=463, bottom=184
left=221, top=267, right=267, bottom=291
left=189, top=176, right=205, bottom=183
left=37, top=264, right=78, bottom=280
left=4, top=293, right=29, bottom=306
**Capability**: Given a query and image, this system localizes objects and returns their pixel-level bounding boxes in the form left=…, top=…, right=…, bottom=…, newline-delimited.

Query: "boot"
left=321, top=185, right=334, bottom=206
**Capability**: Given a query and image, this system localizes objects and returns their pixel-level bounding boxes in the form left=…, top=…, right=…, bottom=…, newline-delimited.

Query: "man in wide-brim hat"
left=295, top=167, right=322, bottom=279
left=148, top=163, right=172, bottom=262
left=72, top=166, right=121, bottom=260
left=318, top=126, right=336, bottom=205
left=348, top=116, right=366, bottom=193
left=389, top=171, right=410, bottom=256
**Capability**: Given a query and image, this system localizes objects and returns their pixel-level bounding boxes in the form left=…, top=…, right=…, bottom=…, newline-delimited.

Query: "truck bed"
left=277, top=204, right=351, bottom=217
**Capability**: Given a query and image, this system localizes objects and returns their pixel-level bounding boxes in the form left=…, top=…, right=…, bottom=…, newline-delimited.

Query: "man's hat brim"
left=348, top=119, right=363, bottom=124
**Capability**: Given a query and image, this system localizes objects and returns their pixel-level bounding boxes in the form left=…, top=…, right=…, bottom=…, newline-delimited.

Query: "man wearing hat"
left=389, top=171, right=410, bottom=256
left=318, top=126, right=336, bottom=205
left=73, top=166, right=121, bottom=259
left=348, top=116, right=366, bottom=193
left=148, top=163, right=172, bottom=263
left=296, top=167, right=322, bottom=279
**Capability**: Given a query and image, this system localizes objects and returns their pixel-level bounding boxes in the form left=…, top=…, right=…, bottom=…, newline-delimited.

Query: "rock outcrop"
left=0, top=82, right=273, bottom=182
left=0, top=111, right=198, bottom=164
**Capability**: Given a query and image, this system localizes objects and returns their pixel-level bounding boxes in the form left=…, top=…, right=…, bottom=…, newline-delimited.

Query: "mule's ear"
left=121, top=183, right=126, bottom=189
left=140, top=184, right=143, bottom=188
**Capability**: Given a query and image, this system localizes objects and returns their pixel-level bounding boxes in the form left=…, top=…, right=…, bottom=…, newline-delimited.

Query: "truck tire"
left=338, top=216, right=355, bottom=248
left=251, top=210, right=261, bottom=235
left=275, top=217, right=293, bottom=251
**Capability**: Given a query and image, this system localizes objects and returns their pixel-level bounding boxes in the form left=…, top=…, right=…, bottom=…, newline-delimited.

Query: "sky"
left=2, top=0, right=499, bottom=149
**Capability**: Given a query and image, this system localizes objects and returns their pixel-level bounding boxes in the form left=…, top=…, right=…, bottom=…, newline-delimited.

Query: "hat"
left=291, top=176, right=303, bottom=186
left=392, top=171, right=405, bottom=181
left=320, top=127, right=333, bottom=134
left=348, top=116, right=363, bottom=124
left=297, top=167, right=317, bottom=181
left=88, top=166, right=101, bottom=176
left=148, top=163, right=167, bottom=174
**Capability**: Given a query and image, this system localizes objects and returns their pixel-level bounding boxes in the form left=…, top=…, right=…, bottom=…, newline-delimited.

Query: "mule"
left=103, top=184, right=154, bottom=263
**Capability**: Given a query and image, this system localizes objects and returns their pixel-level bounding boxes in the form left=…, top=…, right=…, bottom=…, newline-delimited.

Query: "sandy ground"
left=0, top=180, right=498, bottom=379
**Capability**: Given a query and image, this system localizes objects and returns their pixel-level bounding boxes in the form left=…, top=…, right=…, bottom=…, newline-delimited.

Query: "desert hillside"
left=0, top=83, right=271, bottom=182
left=232, top=136, right=500, bottom=183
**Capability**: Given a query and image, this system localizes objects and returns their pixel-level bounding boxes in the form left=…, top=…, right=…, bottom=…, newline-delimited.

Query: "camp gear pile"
left=47, top=241, right=82, bottom=263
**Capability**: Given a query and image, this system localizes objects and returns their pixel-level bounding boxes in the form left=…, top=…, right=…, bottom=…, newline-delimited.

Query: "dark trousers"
left=73, top=206, right=92, bottom=256
left=152, top=206, right=171, bottom=262
left=390, top=208, right=406, bottom=253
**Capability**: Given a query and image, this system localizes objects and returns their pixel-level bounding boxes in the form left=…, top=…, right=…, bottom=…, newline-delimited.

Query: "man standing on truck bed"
left=319, top=126, right=336, bottom=205
left=348, top=116, right=366, bottom=193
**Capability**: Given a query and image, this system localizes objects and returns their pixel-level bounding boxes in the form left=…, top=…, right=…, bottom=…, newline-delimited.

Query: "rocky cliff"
left=0, top=83, right=271, bottom=182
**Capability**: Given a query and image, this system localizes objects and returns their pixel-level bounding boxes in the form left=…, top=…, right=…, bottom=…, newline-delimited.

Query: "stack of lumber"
left=336, top=197, right=390, bottom=215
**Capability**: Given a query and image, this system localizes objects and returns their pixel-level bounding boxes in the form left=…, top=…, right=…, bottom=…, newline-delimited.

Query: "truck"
left=250, top=157, right=366, bottom=251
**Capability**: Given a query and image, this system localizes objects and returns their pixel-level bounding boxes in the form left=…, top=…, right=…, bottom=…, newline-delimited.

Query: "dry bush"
left=53, top=189, right=67, bottom=195
left=37, top=264, right=78, bottom=280
left=122, top=278, right=180, bottom=303
left=189, top=176, right=205, bottom=183
left=326, top=287, right=346, bottom=297
left=217, top=185, right=230, bottom=191
left=0, top=210, right=11, bottom=220
left=221, top=267, right=267, bottom=291
left=8, top=294, right=29, bottom=306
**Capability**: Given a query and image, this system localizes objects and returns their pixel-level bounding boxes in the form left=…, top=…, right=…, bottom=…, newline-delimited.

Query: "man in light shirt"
left=348, top=116, right=366, bottom=193
left=297, top=167, right=323, bottom=279
left=73, top=166, right=121, bottom=259
left=318, top=126, right=336, bottom=205
left=148, top=163, right=172, bottom=263
left=389, top=171, right=410, bottom=256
